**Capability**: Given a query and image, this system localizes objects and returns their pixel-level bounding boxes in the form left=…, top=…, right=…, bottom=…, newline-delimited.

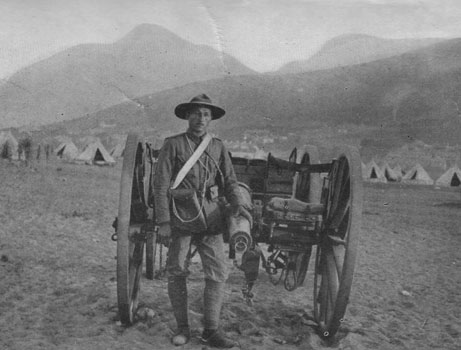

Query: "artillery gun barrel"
left=227, top=215, right=252, bottom=253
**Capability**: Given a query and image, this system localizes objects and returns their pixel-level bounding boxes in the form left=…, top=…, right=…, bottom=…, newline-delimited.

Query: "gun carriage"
left=112, top=133, right=363, bottom=338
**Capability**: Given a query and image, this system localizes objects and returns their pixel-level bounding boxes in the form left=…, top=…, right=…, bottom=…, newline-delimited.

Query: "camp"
left=435, top=166, right=461, bottom=187
left=55, top=141, right=79, bottom=160
left=401, top=164, right=433, bottom=185
left=75, top=140, right=116, bottom=165
left=364, top=160, right=386, bottom=182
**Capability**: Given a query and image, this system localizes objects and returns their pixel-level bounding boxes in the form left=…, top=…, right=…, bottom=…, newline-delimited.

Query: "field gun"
left=112, top=134, right=363, bottom=338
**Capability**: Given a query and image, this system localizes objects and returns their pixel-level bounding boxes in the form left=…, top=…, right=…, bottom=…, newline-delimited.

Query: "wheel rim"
left=313, top=146, right=363, bottom=337
left=144, top=145, right=157, bottom=280
left=117, top=134, right=148, bottom=325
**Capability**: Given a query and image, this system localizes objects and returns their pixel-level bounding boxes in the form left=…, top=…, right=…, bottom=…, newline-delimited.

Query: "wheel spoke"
left=334, top=169, right=350, bottom=206
left=326, top=163, right=339, bottom=214
left=129, top=243, right=143, bottom=294
left=326, top=248, right=339, bottom=298
left=146, top=230, right=158, bottom=280
left=327, top=165, right=350, bottom=229
left=332, top=245, right=345, bottom=277
left=329, top=159, right=346, bottom=217
left=326, top=286, right=334, bottom=324
left=319, top=254, right=329, bottom=323
left=320, top=276, right=328, bottom=323
left=313, top=247, right=321, bottom=321
left=328, top=200, right=349, bottom=230
left=295, top=248, right=311, bottom=287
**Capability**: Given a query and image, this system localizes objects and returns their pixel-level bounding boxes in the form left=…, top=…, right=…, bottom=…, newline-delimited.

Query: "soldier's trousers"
left=166, top=232, right=228, bottom=283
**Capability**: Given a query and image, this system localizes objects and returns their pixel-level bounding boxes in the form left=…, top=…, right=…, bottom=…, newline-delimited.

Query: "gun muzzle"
left=227, top=215, right=252, bottom=253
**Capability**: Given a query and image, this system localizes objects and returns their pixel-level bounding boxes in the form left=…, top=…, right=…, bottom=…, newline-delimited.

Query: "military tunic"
left=154, top=131, right=242, bottom=231
left=153, top=131, right=243, bottom=281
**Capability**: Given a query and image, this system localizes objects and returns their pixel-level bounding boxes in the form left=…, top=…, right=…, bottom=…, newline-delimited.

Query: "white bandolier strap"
left=171, top=133, right=212, bottom=190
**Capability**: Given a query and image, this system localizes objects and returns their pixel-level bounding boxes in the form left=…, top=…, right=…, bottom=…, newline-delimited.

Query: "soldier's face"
left=186, top=107, right=212, bottom=135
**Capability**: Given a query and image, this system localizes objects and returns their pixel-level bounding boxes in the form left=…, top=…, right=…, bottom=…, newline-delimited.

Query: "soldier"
left=153, top=94, right=251, bottom=348
left=36, top=144, right=41, bottom=161
left=45, top=144, right=50, bottom=162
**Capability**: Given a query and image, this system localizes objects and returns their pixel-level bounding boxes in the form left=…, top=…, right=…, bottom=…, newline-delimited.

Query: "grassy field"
left=0, top=159, right=460, bottom=349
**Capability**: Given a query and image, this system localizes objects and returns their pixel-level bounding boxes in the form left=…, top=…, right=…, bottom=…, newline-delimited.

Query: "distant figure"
left=45, top=144, right=50, bottom=162
left=36, top=144, right=41, bottom=161
left=22, top=138, right=32, bottom=167
left=17, top=144, right=22, bottom=161
left=1, top=142, right=12, bottom=160
left=153, top=94, right=251, bottom=348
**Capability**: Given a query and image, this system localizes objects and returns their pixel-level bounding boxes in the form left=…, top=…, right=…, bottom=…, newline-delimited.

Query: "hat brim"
left=174, top=102, right=225, bottom=120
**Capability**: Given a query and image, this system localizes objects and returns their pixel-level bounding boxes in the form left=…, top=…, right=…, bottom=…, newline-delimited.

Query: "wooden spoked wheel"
left=294, top=145, right=322, bottom=286
left=313, top=146, right=363, bottom=337
left=117, top=133, right=151, bottom=325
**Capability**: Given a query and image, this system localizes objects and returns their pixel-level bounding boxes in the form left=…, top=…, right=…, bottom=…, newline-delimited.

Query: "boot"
left=171, top=327, right=190, bottom=346
left=202, top=279, right=237, bottom=348
left=168, top=276, right=190, bottom=346
left=201, top=329, right=237, bottom=348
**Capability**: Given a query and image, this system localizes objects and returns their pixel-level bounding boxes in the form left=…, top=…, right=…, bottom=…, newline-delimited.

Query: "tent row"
left=362, top=160, right=461, bottom=187
left=54, top=139, right=125, bottom=165
left=362, top=161, right=404, bottom=183
left=1, top=131, right=125, bottom=165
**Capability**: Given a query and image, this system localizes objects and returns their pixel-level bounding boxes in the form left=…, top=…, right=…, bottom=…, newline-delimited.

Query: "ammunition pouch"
left=170, top=188, right=207, bottom=233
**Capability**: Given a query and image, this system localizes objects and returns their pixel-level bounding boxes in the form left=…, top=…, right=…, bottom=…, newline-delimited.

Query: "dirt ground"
left=0, top=159, right=460, bottom=350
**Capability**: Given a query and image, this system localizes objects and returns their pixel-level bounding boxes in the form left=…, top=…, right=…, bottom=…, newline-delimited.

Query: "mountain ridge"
left=0, top=23, right=256, bottom=128
left=277, top=33, right=446, bottom=74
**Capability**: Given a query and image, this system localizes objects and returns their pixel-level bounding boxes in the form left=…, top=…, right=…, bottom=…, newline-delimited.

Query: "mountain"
left=0, top=24, right=255, bottom=128
left=277, top=34, right=445, bottom=74
left=41, top=37, right=461, bottom=160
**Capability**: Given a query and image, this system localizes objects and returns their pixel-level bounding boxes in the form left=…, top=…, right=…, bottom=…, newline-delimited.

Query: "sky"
left=1, top=0, right=461, bottom=78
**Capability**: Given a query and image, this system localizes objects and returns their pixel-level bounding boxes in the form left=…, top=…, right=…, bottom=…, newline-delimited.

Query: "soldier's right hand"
left=230, top=204, right=253, bottom=228
left=157, top=223, right=172, bottom=246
